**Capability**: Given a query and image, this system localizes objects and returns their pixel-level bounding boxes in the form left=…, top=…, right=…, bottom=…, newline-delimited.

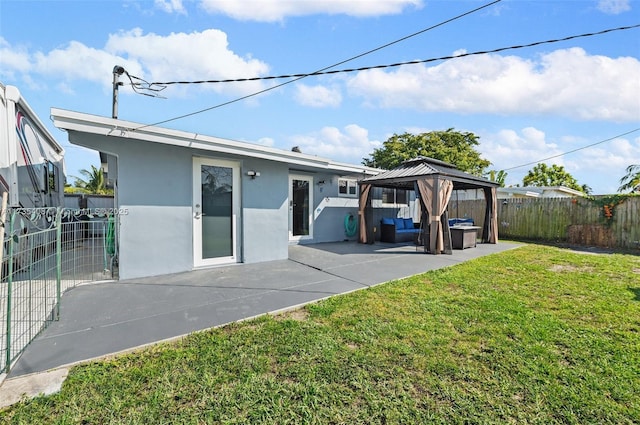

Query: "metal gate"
left=1, top=207, right=118, bottom=373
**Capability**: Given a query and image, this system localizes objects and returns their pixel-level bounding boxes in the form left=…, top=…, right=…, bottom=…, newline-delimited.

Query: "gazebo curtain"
left=416, top=177, right=453, bottom=253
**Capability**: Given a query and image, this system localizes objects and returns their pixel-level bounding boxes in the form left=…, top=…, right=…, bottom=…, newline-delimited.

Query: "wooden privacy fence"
left=450, top=196, right=640, bottom=250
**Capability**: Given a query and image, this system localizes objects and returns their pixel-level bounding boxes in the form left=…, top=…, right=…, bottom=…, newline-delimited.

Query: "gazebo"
left=358, top=157, right=499, bottom=254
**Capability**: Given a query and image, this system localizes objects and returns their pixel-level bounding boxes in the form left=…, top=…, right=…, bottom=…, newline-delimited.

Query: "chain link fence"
left=1, top=207, right=118, bottom=374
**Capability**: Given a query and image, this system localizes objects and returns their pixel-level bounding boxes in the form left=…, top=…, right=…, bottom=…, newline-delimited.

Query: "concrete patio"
left=0, top=240, right=521, bottom=406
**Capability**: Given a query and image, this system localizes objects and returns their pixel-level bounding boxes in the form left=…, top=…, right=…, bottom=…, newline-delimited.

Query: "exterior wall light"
left=246, top=170, right=260, bottom=179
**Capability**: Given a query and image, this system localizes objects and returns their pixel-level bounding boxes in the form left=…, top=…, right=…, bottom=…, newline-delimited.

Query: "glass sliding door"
left=193, top=158, right=240, bottom=267
left=289, top=174, right=313, bottom=241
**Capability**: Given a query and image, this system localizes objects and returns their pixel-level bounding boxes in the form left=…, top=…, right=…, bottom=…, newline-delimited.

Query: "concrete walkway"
left=0, top=241, right=521, bottom=407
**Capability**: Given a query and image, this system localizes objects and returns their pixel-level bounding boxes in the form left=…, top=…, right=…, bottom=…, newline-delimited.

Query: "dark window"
left=339, top=180, right=348, bottom=195
left=396, top=189, right=408, bottom=204
left=382, top=188, right=408, bottom=205
left=338, top=179, right=358, bottom=197
left=46, top=161, right=58, bottom=192
left=382, top=187, right=395, bottom=203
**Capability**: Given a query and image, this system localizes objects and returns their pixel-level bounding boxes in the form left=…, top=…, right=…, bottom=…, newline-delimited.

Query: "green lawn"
left=2, top=244, right=639, bottom=424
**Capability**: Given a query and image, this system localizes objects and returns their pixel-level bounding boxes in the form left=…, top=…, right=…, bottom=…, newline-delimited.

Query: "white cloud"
left=568, top=135, right=640, bottom=179
left=105, top=28, right=270, bottom=96
left=155, top=0, right=187, bottom=14
left=482, top=127, right=562, bottom=167
left=596, top=0, right=631, bottom=14
left=1, top=29, right=270, bottom=97
left=199, top=0, right=422, bottom=22
left=294, top=84, right=342, bottom=107
left=347, top=48, right=640, bottom=122
left=0, top=38, right=32, bottom=79
left=478, top=127, right=563, bottom=186
left=31, top=41, right=136, bottom=91
left=289, top=124, right=381, bottom=163
left=479, top=128, right=640, bottom=193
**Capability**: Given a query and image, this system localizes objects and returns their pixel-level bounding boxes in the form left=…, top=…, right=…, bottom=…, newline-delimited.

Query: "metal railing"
left=1, top=207, right=118, bottom=373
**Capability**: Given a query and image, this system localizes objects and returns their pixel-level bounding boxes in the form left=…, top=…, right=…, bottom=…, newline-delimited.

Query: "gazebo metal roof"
left=360, top=156, right=499, bottom=191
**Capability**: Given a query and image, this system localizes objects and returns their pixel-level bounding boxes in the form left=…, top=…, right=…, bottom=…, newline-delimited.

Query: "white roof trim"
left=499, top=188, right=540, bottom=198
left=499, top=186, right=587, bottom=198
left=539, top=186, right=587, bottom=197
left=51, top=108, right=379, bottom=175
left=2, top=84, right=65, bottom=154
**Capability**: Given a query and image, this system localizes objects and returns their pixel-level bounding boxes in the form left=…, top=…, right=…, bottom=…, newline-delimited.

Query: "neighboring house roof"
left=499, top=186, right=586, bottom=198
left=361, top=156, right=499, bottom=190
left=51, top=108, right=380, bottom=176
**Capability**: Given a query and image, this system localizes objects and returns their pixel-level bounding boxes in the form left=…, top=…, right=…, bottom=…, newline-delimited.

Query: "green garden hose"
left=344, top=213, right=357, bottom=237
left=106, top=216, right=116, bottom=256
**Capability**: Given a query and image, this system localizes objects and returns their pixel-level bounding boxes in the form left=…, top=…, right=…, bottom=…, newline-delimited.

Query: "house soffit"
left=51, top=108, right=380, bottom=176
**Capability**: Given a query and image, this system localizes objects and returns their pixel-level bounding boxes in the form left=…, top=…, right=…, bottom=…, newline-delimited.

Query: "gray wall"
left=308, top=173, right=361, bottom=243
left=67, top=130, right=388, bottom=280
left=68, top=132, right=297, bottom=279
left=240, top=158, right=289, bottom=263
left=69, top=133, right=195, bottom=279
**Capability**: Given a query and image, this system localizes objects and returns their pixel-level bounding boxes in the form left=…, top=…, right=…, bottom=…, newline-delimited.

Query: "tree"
left=71, top=165, right=112, bottom=195
left=362, top=129, right=491, bottom=176
left=487, top=170, right=508, bottom=187
left=618, top=164, right=640, bottom=193
left=522, top=163, right=585, bottom=193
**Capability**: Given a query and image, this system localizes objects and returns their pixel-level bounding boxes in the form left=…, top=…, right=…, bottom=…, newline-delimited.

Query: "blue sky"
left=1, top=0, right=639, bottom=194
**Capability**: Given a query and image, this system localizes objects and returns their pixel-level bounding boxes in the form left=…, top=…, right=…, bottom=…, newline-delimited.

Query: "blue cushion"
left=449, top=218, right=474, bottom=226
left=397, top=229, right=419, bottom=234
left=381, top=217, right=395, bottom=225
left=404, top=218, right=414, bottom=229
left=393, top=218, right=405, bottom=230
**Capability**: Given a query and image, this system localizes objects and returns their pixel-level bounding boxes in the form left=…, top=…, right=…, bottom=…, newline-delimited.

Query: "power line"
left=502, top=128, right=640, bottom=172
left=125, top=71, right=166, bottom=98
left=137, top=24, right=639, bottom=87
left=131, top=0, right=502, bottom=130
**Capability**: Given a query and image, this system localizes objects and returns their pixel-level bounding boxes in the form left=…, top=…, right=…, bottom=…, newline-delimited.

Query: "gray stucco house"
left=51, top=108, right=380, bottom=280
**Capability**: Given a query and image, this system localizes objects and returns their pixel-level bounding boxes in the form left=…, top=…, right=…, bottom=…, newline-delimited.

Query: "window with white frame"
left=381, top=187, right=409, bottom=205
left=338, top=178, right=358, bottom=197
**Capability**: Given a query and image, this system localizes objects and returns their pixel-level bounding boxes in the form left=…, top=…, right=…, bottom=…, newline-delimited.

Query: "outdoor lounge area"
left=358, top=157, right=499, bottom=254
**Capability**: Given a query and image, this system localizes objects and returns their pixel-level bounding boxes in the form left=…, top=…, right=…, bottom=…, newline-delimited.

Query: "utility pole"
left=112, top=66, right=125, bottom=119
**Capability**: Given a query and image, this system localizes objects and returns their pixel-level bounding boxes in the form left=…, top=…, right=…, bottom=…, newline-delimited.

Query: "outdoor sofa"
left=380, top=217, right=421, bottom=243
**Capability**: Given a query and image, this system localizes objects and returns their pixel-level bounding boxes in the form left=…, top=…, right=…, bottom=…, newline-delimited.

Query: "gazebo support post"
left=365, top=202, right=374, bottom=244
left=441, top=210, right=453, bottom=254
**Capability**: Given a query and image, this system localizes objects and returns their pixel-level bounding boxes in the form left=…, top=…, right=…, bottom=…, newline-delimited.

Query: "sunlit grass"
left=2, top=244, right=639, bottom=424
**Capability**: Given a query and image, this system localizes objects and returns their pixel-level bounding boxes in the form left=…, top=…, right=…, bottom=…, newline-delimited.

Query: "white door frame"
left=193, top=157, right=241, bottom=267
left=289, top=174, right=313, bottom=241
